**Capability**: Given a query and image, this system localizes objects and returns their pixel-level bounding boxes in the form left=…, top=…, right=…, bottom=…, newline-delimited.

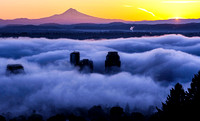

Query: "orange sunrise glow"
left=0, top=0, right=200, bottom=21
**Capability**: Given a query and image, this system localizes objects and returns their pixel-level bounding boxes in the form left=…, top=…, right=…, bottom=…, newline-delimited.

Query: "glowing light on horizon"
left=175, top=17, right=184, bottom=20
left=163, top=1, right=199, bottom=3
left=170, top=17, right=184, bottom=20
left=138, top=8, right=155, bottom=17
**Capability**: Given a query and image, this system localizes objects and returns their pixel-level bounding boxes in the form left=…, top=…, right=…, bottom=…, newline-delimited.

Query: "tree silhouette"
left=157, top=83, right=186, bottom=121
left=131, top=112, right=145, bottom=121
left=47, top=114, right=66, bottom=121
left=88, top=105, right=107, bottom=121
left=125, top=103, right=130, bottom=115
left=186, top=71, right=200, bottom=120
left=68, top=114, right=86, bottom=121
left=10, top=115, right=26, bottom=121
left=110, top=107, right=124, bottom=121
left=188, top=71, right=200, bottom=103
left=0, top=115, right=6, bottom=121
left=27, top=111, right=44, bottom=121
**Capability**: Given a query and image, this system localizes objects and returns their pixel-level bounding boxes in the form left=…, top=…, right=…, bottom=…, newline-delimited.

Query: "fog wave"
left=0, top=35, right=199, bottom=116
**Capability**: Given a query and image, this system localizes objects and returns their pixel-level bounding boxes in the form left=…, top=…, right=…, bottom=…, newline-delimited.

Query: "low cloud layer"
left=0, top=35, right=199, bottom=117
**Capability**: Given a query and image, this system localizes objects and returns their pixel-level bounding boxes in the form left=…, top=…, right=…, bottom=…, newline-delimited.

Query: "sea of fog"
left=0, top=34, right=200, bottom=117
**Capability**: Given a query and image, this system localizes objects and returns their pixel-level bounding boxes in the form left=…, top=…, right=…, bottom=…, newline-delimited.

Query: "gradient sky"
left=0, top=0, right=200, bottom=21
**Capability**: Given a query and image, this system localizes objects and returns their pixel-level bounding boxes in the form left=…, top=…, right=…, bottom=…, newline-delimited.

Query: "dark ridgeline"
left=0, top=105, right=145, bottom=121
left=2, top=23, right=200, bottom=40
left=105, top=52, right=121, bottom=73
left=8, top=111, right=44, bottom=121
left=6, top=64, right=25, bottom=75
left=70, top=51, right=93, bottom=73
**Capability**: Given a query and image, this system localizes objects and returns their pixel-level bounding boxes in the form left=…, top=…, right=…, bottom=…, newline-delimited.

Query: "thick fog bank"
left=0, top=35, right=199, bottom=116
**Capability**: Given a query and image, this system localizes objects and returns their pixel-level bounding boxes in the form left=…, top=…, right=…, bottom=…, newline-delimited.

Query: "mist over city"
left=1, top=0, right=200, bottom=121
left=0, top=35, right=199, bottom=119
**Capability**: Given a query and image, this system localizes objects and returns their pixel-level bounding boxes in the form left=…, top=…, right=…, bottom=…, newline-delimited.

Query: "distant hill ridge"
left=0, top=8, right=126, bottom=26
left=1, top=8, right=200, bottom=26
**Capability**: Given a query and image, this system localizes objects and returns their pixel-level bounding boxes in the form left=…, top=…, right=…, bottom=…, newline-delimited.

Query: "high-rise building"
left=70, top=52, right=93, bottom=73
left=79, top=59, right=93, bottom=73
left=6, top=64, right=25, bottom=75
left=105, top=52, right=121, bottom=73
left=70, top=52, right=80, bottom=66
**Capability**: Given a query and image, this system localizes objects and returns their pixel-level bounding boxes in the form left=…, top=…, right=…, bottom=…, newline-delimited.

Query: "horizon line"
left=0, top=8, right=200, bottom=22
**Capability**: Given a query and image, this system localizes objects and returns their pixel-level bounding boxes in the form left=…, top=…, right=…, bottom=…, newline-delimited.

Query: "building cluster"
left=6, top=64, right=25, bottom=75
left=105, top=52, right=121, bottom=73
left=70, top=51, right=121, bottom=73
left=70, top=52, right=94, bottom=73
left=4, top=51, right=121, bottom=75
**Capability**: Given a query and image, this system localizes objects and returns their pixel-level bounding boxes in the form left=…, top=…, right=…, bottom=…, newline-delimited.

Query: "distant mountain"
left=0, top=8, right=126, bottom=26
left=1, top=8, right=200, bottom=26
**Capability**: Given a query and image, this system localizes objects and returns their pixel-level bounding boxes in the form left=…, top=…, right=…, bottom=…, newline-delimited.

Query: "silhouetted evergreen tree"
left=125, top=104, right=130, bottom=115
left=27, top=111, right=43, bottom=121
left=188, top=71, right=200, bottom=103
left=0, top=115, right=6, bottom=121
left=186, top=71, right=200, bottom=120
left=157, top=83, right=186, bottom=121
left=47, top=114, right=66, bottom=121
left=110, top=107, right=124, bottom=121
left=9, top=115, right=26, bottom=121
left=131, top=112, right=145, bottom=121
left=88, top=105, right=107, bottom=121
left=148, top=113, right=159, bottom=121
left=68, top=114, right=86, bottom=121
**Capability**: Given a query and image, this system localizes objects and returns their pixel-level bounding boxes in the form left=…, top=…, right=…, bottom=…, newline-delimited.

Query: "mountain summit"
left=1, top=8, right=199, bottom=26
left=62, top=8, right=80, bottom=15
left=0, top=8, right=126, bottom=26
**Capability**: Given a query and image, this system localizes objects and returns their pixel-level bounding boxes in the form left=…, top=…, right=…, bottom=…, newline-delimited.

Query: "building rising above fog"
left=70, top=52, right=80, bottom=66
left=105, top=52, right=121, bottom=73
left=79, top=59, right=93, bottom=73
left=70, top=52, right=93, bottom=73
left=6, top=64, right=25, bottom=75
left=4, top=51, right=121, bottom=76
left=70, top=51, right=121, bottom=74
